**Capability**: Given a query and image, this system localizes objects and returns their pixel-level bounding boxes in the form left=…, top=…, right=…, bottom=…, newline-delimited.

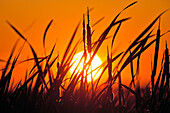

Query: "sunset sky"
left=0, top=0, right=170, bottom=86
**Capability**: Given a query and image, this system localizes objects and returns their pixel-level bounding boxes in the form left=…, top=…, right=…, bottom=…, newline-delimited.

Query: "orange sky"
left=0, top=0, right=170, bottom=86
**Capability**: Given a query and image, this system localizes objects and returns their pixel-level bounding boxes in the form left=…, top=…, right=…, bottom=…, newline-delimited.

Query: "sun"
left=70, top=51, right=102, bottom=82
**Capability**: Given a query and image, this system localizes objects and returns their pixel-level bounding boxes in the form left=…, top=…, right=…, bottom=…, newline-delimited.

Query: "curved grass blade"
left=43, top=20, right=53, bottom=49
left=111, top=21, right=122, bottom=49
left=122, top=1, right=137, bottom=12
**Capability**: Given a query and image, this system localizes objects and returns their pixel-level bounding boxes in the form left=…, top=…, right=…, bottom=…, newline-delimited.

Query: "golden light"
left=70, top=51, right=102, bottom=82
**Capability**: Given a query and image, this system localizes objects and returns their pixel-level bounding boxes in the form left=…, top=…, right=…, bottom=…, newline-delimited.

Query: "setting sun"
left=70, top=51, right=102, bottom=82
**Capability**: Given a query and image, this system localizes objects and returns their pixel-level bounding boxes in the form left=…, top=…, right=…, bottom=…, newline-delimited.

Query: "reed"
left=0, top=1, right=169, bottom=113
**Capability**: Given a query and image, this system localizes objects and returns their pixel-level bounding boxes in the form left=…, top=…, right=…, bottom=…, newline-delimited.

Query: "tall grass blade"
left=111, top=21, right=122, bottom=49
left=129, top=51, right=135, bottom=87
left=44, top=44, right=56, bottom=87
left=153, top=65, right=163, bottom=96
left=4, top=44, right=23, bottom=93
left=7, top=21, right=27, bottom=41
left=151, top=18, right=161, bottom=94
left=135, top=55, right=142, bottom=113
left=118, top=72, right=122, bottom=112
left=43, top=20, right=53, bottom=49
left=164, top=41, right=169, bottom=90
left=83, top=14, right=86, bottom=51
left=1, top=39, right=19, bottom=79
left=107, top=46, right=112, bottom=82
left=87, top=7, right=92, bottom=53
left=44, top=44, right=56, bottom=73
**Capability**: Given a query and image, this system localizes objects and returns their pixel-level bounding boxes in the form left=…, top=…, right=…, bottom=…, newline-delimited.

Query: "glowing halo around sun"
left=70, top=51, right=102, bottom=82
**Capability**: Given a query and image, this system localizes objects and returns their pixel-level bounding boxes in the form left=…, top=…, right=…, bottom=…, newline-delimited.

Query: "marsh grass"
left=0, top=1, right=170, bottom=113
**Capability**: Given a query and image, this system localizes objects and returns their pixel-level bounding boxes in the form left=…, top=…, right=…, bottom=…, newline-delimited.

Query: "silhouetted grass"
left=0, top=1, right=170, bottom=113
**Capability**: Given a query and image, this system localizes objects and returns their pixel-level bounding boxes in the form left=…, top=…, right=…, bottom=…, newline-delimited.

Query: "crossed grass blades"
left=0, top=1, right=170, bottom=113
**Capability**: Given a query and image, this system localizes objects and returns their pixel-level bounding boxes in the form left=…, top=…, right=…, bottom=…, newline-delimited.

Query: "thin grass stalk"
left=135, top=38, right=147, bottom=112
left=44, top=44, right=56, bottom=88
left=87, top=7, right=92, bottom=53
left=80, top=16, right=86, bottom=103
left=86, top=7, right=94, bottom=98
left=118, top=71, right=122, bottom=113
left=107, top=46, right=112, bottom=83
left=164, top=41, right=169, bottom=90
left=43, top=20, right=53, bottom=56
left=1, top=39, right=19, bottom=80
left=83, top=13, right=87, bottom=88
left=153, top=64, right=163, bottom=96
left=135, top=34, right=148, bottom=113
left=83, top=14, right=86, bottom=50
left=111, top=22, right=122, bottom=50
left=158, top=66, right=166, bottom=101
left=151, top=18, right=161, bottom=94
left=4, top=41, right=24, bottom=94
left=106, top=46, right=113, bottom=104
left=135, top=56, right=142, bottom=113
left=130, top=51, right=135, bottom=88
left=158, top=42, right=169, bottom=101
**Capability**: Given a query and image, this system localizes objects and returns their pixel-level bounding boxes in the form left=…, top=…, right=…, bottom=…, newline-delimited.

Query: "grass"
left=0, top=1, right=170, bottom=113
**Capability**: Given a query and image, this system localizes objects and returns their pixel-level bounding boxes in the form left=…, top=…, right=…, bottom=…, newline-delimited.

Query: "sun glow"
left=70, top=51, right=102, bottom=82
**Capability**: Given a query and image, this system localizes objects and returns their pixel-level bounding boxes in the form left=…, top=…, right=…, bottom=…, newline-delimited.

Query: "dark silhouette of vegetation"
left=0, top=1, right=170, bottom=113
